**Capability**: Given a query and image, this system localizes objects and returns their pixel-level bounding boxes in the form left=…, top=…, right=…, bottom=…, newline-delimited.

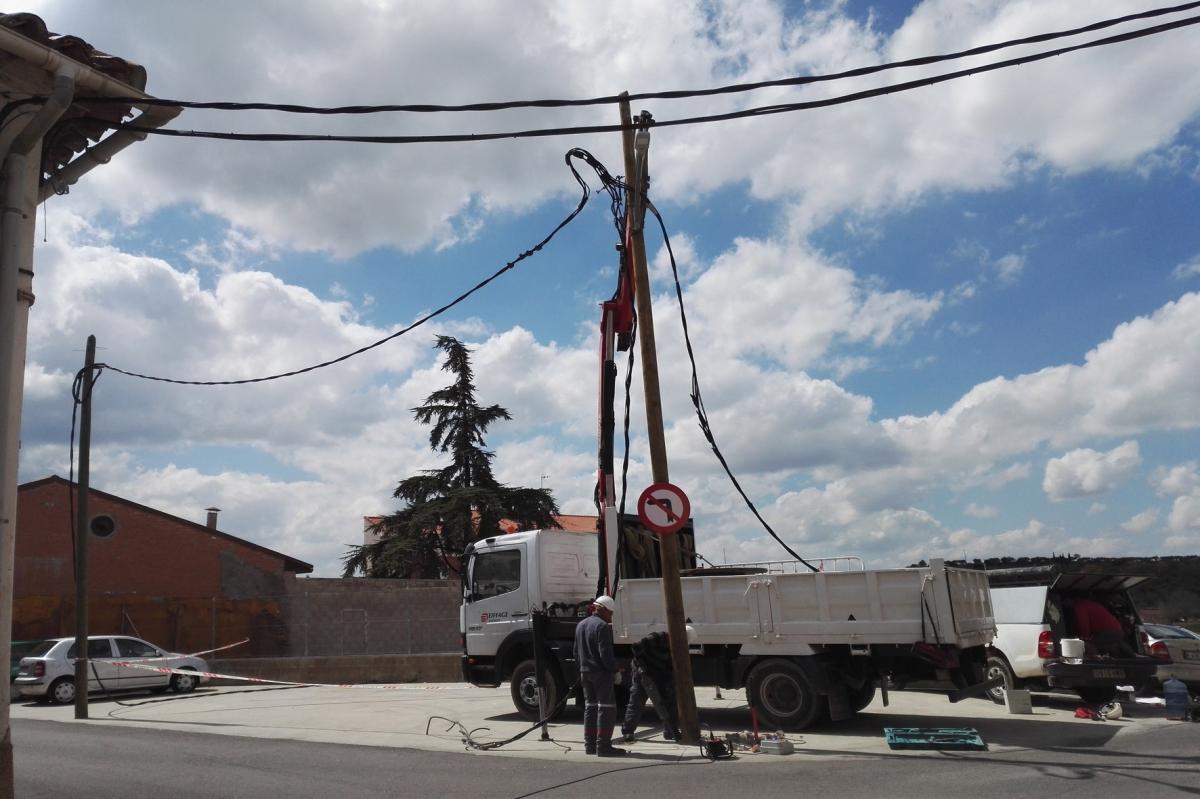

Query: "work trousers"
left=581, top=671, right=617, bottom=749
left=621, top=665, right=677, bottom=737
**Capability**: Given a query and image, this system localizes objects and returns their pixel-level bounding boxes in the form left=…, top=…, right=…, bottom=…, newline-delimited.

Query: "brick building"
left=14, top=475, right=312, bottom=653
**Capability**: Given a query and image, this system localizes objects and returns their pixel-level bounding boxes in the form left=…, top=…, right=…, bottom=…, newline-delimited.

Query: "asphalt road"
left=14, top=716, right=1200, bottom=798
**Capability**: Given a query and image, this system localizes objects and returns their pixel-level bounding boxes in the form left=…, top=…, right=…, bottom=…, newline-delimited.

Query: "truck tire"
left=510, top=659, right=565, bottom=722
left=985, top=655, right=1018, bottom=705
left=746, top=659, right=823, bottom=731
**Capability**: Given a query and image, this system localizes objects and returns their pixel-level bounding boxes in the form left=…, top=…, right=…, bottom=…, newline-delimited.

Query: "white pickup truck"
left=461, top=525, right=996, bottom=730
left=984, top=566, right=1162, bottom=704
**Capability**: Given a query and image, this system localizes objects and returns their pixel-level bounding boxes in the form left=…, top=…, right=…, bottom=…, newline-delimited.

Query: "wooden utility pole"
left=73, top=335, right=95, bottom=720
left=618, top=93, right=701, bottom=745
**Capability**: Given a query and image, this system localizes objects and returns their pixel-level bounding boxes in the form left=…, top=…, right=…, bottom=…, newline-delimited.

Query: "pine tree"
left=343, top=335, right=560, bottom=578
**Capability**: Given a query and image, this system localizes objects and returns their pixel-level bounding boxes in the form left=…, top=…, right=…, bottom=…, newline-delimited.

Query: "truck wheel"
left=746, top=659, right=823, bottom=731
left=985, top=656, right=1017, bottom=705
left=510, top=659, right=564, bottom=722
left=1077, top=686, right=1117, bottom=706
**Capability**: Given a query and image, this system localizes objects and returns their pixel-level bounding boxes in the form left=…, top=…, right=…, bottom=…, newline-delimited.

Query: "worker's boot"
left=584, top=736, right=597, bottom=755
left=595, top=740, right=627, bottom=757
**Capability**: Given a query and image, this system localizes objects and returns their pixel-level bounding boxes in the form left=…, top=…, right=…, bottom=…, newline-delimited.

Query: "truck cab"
left=461, top=529, right=598, bottom=712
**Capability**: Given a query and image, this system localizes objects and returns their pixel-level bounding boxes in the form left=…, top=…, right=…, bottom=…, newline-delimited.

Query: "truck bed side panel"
left=613, top=563, right=994, bottom=649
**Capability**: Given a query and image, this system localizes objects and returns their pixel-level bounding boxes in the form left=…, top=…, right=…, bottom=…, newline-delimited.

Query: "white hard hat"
left=593, top=595, right=615, bottom=611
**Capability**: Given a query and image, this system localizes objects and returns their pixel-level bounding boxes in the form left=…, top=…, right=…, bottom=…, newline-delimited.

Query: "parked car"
left=1139, top=623, right=1200, bottom=690
left=985, top=567, right=1160, bottom=705
left=14, top=636, right=208, bottom=705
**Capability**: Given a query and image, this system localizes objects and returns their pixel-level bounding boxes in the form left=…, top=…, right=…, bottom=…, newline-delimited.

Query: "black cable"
left=97, top=149, right=612, bottom=387
left=69, top=2, right=1200, bottom=116
left=76, top=15, right=1200, bottom=145
left=433, top=678, right=582, bottom=751
left=646, top=200, right=819, bottom=573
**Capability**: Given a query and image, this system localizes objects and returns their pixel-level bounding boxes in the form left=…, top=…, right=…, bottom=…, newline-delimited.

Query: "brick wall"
left=16, top=477, right=291, bottom=599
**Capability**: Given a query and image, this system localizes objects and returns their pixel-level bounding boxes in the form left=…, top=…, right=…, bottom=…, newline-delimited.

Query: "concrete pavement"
left=9, top=683, right=1181, bottom=763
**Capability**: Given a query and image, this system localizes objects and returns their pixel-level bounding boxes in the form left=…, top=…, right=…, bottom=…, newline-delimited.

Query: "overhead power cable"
left=71, top=2, right=1200, bottom=115
left=645, top=199, right=819, bottom=572
left=81, top=14, right=1200, bottom=145
left=97, top=149, right=617, bottom=386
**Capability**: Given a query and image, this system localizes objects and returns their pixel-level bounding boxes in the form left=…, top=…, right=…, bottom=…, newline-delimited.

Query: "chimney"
left=205, top=507, right=220, bottom=530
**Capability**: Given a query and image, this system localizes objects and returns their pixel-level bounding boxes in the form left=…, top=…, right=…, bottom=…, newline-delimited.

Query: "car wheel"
left=509, top=659, right=564, bottom=722
left=170, top=670, right=199, bottom=694
left=1077, top=686, right=1117, bottom=705
left=985, top=656, right=1017, bottom=705
left=746, top=659, right=823, bottom=731
left=48, top=677, right=76, bottom=705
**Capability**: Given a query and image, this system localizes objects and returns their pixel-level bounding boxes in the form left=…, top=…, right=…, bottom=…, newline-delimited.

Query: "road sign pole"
left=618, top=93, right=701, bottom=745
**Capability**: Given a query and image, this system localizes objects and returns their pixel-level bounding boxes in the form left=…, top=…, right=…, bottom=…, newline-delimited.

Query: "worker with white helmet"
left=573, top=595, right=625, bottom=756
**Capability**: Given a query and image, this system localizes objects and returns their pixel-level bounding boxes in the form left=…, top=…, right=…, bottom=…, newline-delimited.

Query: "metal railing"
left=716, top=556, right=865, bottom=574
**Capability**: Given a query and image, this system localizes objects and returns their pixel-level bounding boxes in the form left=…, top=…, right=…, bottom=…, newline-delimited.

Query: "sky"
left=13, top=0, right=1200, bottom=576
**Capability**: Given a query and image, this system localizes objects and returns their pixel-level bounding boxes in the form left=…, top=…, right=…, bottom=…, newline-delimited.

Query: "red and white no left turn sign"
left=637, top=482, right=690, bottom=535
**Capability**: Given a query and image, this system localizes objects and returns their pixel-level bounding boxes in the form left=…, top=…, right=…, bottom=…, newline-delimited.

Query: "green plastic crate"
left=884, top=727, right=987, bottom=751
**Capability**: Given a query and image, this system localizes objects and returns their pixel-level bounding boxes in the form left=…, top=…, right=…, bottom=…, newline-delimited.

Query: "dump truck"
left=461, top=520, right=996, bottom=730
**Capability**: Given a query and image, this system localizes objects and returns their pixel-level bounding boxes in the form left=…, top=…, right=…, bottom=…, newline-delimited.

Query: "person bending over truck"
left=1070, top=596, right=1137, bottom=658
left=574, top=595, right=626, bottom=757
left=622, top=631, right=680, bottom=742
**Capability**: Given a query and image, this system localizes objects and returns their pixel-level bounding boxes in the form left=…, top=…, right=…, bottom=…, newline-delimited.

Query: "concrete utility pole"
left=0, top=19, right=181, bottom=797
left=73, top=335, right=95, bottom=719
left=617, top=93, right=701, bottom=745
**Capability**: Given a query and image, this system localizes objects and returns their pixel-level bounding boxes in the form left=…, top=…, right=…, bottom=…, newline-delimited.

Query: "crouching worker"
left=1070, top=596, right=1137, bottom=658
left=622, top=630, right=680, bottom=742
left=574, top=595, right=626, bottom=756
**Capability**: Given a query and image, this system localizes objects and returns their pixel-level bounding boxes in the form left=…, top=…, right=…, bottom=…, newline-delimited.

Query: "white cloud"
left=1153, top=461, right=1200, bottom=498
left=1121, top=509, right=1158, bottom=534
left=1043, top=441, right=1142, bottom=502
left=21, top=1, right=1198, bottom=257
left=994, top=253, right=1025, bottom=284
left=1088, top=502, right=1106, bottom=516
left=964, top=502, right=998, bottom=519
left=1172, top=254, right=1200, bottom=280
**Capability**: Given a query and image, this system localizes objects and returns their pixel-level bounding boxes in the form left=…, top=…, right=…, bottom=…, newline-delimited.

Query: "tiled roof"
left=20, top=475, right=313, bottom=574
left=0, top=13, right=148, bottom=178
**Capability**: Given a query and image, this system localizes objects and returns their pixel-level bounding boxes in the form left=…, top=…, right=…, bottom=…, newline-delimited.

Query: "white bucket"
left=1061, top=638, right=1085, bottom=658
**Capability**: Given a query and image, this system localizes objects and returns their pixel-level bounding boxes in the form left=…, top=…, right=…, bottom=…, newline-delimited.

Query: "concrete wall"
left=208, top=653, right=460, bottom=685
left=282, top=577, right=461, bottom=657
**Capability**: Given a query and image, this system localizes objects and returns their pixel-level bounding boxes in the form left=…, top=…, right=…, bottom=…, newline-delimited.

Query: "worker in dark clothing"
left=573, top=595, right=626, bottom=756
left=622, top=631, right=679, bottom=742
left=1071, top=596, right=1137, bottom=657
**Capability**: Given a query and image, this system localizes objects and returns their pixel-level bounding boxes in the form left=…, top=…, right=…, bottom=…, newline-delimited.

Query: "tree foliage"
left=343, top=336, right=560, bottom=578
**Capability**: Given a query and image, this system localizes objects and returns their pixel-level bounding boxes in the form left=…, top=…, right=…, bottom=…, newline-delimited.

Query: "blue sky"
left=15, top=0, right=1200, bottom=575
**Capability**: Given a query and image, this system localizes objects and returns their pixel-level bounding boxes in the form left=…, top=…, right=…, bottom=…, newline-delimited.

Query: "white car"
left=15, top=636, right=208, bottom=704
left=1140, top=624, right=1200, bottom=690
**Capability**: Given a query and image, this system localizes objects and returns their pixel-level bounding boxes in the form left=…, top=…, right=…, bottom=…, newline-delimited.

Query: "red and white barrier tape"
left=111, top=638, right=250, bottom=664
left=112, top=660, right=466, bottom=690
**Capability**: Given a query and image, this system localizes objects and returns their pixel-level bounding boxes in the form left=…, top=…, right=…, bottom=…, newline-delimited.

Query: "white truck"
left=461, top=524, right=996, bottom=730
